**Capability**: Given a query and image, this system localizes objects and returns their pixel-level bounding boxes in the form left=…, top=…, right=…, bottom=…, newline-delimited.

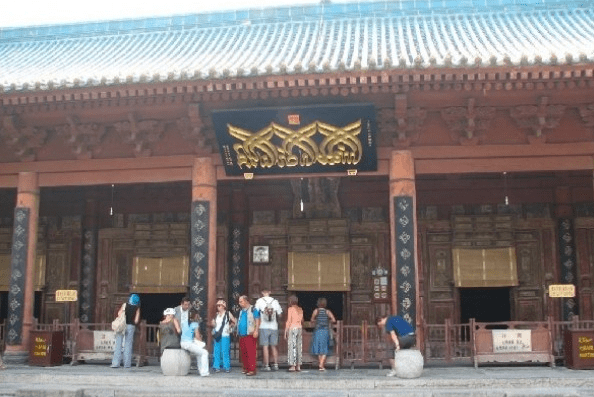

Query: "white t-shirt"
left=214, top=311, right=232, bottom=337
left=180, top=309, right=188, bottom=326
left=255, top=296, right=283, bottom=330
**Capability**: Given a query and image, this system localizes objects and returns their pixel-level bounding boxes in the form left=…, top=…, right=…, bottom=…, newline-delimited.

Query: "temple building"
left=1, top=0, right=594, bottom=359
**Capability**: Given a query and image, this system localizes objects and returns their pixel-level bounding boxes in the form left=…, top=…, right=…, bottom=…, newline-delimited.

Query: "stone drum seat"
left=160, top=349, right=191, bottom=376
left=395, top=349, right=424, bottom=379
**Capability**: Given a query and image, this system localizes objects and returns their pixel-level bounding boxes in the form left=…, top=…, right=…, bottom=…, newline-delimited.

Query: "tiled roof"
left=1, top=0, right=594, bottom=93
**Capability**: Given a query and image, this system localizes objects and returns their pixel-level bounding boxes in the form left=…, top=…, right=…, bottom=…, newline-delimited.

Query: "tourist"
left=180, top=309, right=209, bottom=377
left=284, top=294, right=304, bottom=372
left=111, top=293, right=141, bottom=368
left=159, top=308, right=181, bottom=355
left=237, top=295, right=260, bottom=376
left=375, top=314, right=416, bottom=377
left=310, top=297, right=336, bottom=371
left=210, top=299, right=235, bottom=373
left=0, top=352, right=6, bottom=370
left=255, top=288, right=282, bottom=371
left=174, top=296, right=192, bottom=327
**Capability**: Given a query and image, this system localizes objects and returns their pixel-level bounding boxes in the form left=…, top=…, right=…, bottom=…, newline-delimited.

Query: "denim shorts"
left=259, top=329, right=279, bottom=346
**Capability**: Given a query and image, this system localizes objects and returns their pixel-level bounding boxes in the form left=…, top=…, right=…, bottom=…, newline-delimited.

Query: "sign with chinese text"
left=213, top=103, right=377, bottom=176
left=549, top=284, right=576, bottom=298
left=93, top=331, right=117, bottom=352
left=33, top=335, right=48, bottom=357
left=492, top=329, right=532, bottom=353
left=55, top=289, right=78, bottom=302
left=578, top=335, right=594, bottom=360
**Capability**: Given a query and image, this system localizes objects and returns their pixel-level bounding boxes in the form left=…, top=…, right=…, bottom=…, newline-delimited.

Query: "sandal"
left=288, top=367, right=296, bottom=372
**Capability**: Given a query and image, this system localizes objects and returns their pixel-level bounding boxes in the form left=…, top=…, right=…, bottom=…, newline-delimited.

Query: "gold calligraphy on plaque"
left=227, top=120, right=363, bottom=169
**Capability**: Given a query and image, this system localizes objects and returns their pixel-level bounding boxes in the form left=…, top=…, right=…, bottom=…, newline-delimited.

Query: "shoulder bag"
left=111, top=303, right=127, bottom=333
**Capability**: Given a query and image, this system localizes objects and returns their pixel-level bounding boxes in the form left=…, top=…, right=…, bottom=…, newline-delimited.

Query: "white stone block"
left=395, top=349, right=424, bottom=379
left=160, top=349, right=191, bottom=376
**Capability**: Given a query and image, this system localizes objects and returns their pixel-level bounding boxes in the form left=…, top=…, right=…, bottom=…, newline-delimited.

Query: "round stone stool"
left=394, top=349, right=424, bottom=379
left=160, top=349, right=191, bottom=376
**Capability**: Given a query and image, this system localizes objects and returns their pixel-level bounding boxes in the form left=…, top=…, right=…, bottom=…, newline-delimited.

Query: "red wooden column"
left=191, top=157, right=217, bottom=331
left=5, top=172, right=39, bottom=362
left=388, top=151, right=421, bottom=344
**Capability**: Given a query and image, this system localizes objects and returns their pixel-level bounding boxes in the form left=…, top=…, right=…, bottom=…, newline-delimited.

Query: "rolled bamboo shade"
left=288, top=252, right=350, bottom=291
left=452, top=247, right=518, bottom=288
left=131, top=256, right=189, bottom=293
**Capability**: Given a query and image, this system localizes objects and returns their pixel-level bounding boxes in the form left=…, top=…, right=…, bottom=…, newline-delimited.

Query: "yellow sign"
left=549, top=284, right=576, bottom=298
left=55, top=289, right=78, bottom=302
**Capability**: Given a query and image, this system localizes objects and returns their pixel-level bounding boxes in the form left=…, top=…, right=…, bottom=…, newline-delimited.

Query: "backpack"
left=263, top=298, right=277, bottom=322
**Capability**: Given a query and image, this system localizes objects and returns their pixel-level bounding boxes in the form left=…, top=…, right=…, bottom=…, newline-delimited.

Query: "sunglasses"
left=217, top=304, right=225, bottom=307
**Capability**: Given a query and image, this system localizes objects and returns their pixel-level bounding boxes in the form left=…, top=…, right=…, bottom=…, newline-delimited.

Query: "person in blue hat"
left=111, top=293, right=141, bottom=368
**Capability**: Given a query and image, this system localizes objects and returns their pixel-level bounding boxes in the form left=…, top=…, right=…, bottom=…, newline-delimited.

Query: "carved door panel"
left=426, top=243, right=455, bottom=324
left=43, top=241, right=71, bottom=323
left=514, top=240, right=544, bottom=321
left=97, top=229, right=134, bottom=323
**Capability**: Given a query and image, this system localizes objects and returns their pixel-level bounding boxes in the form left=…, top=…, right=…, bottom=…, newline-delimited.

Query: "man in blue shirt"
left=376, top=315, right=416, bottom=377
left=237, top=295, right=260, bottom=376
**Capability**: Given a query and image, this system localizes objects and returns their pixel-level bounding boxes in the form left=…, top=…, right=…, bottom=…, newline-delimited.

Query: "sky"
left=0, top=0, right=335, bottom=28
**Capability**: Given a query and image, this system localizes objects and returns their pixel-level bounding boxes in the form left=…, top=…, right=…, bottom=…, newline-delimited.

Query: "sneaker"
left=264, top=365, right=271, bottom=371
left=272, top=363, right=279, bottom=371
left=386, top=369, right=397, bottom=377
left=214, top=368, right=221, bottom=373
left=225, top=369, right=230, bottom=373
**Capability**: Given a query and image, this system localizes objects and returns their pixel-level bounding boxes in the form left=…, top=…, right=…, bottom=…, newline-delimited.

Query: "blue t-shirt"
left=385, top=316, right=414, bottom=336
left=238, top=307, right=260, bottom=336
left=181, top=321, right=199, bottom=342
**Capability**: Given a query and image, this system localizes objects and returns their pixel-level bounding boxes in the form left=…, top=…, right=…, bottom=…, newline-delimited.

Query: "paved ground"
left=1, top=361, right=594, bottom=397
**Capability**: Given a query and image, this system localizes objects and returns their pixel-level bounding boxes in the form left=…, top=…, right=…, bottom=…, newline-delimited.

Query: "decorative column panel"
left=191, top=157, right=217, bottom=336
left=555, top=187, right=578, bottom=321
left=558, top=218, right=578, bottom=320
left=228, top=224, right=245, bottom=314
left=389, top=151, right=419, bottom=332
left=79, top=197, right=98, bottom=323
left=7, top=207, right=29, bottom=345
left=228, top=186, right=248, bottom=314
left=6, top=172, right=39, bottom=360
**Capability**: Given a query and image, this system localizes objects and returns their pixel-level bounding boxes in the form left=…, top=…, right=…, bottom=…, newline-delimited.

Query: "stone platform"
left=1, top=361, right=593, bottom=397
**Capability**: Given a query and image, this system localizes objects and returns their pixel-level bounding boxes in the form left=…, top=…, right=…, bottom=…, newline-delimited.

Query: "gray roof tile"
left=1, top=0, right=594, bottom=92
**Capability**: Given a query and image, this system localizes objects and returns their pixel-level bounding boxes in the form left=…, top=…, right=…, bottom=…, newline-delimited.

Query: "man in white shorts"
left=255, top=288, right=283, bottom=371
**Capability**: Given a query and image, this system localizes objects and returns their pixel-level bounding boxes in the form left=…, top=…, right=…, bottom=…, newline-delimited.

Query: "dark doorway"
left=459, top=287, right=511, bottom=323
left=0, top=292, right=6, bottom=321
left=294, top=291, right=343, bottom=323
left=138, top=293, right=186, bottom=324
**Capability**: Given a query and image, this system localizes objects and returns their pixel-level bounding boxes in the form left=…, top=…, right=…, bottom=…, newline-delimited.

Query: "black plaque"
left=213, top=103, right=377, bottom=176
left=7, top=207, right=29, bottom=345
left=394, top=196, right=416, bottom=328
left=190, top=201, right=210, bottom=335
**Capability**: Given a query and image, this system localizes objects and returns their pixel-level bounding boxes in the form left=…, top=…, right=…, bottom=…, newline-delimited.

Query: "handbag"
left=111, top=303, right=127, bottom=333
left=211, top=311, right=228, bottom=342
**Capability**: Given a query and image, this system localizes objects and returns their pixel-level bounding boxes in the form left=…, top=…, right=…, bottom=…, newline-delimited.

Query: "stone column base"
left=3, top=350, right=29, bottom=365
